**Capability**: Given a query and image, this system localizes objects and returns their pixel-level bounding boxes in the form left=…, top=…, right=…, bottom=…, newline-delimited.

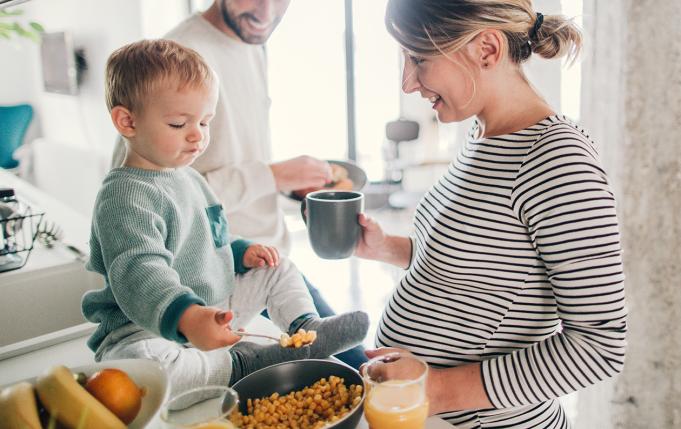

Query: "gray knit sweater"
left=82, top=167, right=251, bottom=352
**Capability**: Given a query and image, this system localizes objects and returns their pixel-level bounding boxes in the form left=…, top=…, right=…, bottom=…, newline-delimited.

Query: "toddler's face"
left=128, top=79, right=219, bottom=170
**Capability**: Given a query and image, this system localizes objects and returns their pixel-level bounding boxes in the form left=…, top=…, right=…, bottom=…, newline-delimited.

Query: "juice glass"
left=363, top=352, right=429, bottom=429
left=160, top=385, right=239, bottom=429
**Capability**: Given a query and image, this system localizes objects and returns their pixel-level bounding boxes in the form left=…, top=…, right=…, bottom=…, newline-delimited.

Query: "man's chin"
left=237, top=16, right=277, bottom=44
left=239, top=33, right=271, bottom=44
left=238, top=23, right=275, bottom=44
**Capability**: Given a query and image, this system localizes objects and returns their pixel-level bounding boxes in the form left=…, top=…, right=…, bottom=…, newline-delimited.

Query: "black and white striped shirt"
left=376, top=116, right=627, bottom=429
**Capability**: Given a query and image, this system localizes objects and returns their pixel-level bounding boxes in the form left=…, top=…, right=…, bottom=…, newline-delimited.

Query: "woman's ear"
left=110, top=106, right=136, bottom=138
left=475, top=29, right=504, bottom=70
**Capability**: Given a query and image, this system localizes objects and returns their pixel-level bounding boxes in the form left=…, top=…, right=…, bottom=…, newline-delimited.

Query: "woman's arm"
left=354, top=213, right=413, bottom=268
left=480, top=124, right=627, bottom=408
left=428, top=364, right=492, bottom=412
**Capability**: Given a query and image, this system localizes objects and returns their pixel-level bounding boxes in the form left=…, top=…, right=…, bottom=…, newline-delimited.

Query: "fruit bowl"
left=3, top=358, right=169, bottom=429
left=70, top=359, right=169, bottom=429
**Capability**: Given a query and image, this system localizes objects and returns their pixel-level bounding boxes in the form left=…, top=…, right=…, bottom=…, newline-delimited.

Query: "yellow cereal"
left=230, top=376, right=363, bottom=429
left=279, top=329, right=318, bottom=348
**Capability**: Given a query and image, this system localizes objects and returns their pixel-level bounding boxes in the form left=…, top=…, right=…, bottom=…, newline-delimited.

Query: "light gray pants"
left=95, top=258, right=317, bottom=397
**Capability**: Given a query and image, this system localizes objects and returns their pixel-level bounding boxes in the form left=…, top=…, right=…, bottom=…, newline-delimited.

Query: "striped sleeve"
left=480, top=123, right=628, bottom=408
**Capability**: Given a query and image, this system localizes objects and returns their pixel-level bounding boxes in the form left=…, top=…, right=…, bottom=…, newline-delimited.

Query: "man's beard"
left=220, top=1, right=277, bottom=44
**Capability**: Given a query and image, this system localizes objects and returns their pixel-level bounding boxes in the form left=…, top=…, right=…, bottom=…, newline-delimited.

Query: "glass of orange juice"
left=363, top=352, right=429, bottom=429
left=160, top=385, right=239, bottom=429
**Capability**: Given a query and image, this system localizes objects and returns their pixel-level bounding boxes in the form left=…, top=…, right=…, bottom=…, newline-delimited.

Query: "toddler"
left=82, top=39, right=368, bottom=399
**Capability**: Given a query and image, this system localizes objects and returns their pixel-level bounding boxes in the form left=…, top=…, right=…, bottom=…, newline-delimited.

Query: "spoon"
left=235, top=331, right=281, bottom=342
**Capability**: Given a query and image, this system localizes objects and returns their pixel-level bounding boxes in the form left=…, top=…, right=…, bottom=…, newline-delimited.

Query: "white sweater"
left=112, top=13, right=290, bottom=253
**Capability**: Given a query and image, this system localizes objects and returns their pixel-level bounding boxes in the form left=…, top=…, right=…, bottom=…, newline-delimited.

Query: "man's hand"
left=178, top=305, right=241, bottom=350
left=243, top=243, right=280, bottom=268
left=269, top=156, right=332, bottom=192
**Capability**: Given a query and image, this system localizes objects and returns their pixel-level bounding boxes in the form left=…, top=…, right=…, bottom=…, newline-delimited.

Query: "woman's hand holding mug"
left=355, top=214, right=413, bottom=269
left=354, top=213, right=387, bottom=260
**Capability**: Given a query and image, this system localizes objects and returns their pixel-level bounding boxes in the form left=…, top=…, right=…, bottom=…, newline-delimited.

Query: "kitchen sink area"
left=0, top=250, right=103, bottom=360
left=0, top=170, right=103, bottom=361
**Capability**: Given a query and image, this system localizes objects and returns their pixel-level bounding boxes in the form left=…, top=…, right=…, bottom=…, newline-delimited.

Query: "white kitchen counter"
left=359, top=416, right=453, bottom=428
left=0, top=336, right=93, bottom=386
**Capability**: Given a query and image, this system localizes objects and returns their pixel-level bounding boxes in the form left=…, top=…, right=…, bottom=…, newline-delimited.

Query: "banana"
left=0, top=381, right=42, bottom=429
left=35, top=365, right=127, bottom=429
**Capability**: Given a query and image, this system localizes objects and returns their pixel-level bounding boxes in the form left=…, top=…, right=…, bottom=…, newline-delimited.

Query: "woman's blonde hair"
left=105, top=39, right=214, bottom=112
left=385, top=0, right=582, bottom=64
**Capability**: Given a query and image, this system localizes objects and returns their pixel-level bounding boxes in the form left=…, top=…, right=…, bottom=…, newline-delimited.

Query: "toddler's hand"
left=243, top=243, right=280, bottom=268
left=178, top=305, right=241, bottom=351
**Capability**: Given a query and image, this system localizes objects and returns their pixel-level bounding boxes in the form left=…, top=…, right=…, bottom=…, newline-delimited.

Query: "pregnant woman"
left=355, top=1, right=627, bottom=428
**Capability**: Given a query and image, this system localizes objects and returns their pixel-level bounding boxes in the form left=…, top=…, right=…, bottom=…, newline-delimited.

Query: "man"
left=111, top=0, right=367, bottom=368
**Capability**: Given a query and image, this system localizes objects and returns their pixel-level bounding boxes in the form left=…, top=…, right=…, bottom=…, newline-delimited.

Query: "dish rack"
left=0, top=188, right=44, bottom=273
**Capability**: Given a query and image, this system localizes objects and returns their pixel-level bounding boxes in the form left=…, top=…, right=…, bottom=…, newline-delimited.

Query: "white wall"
left=0, top=0, right=186, bottom=216
left=1, top=37, right=40, bottom=105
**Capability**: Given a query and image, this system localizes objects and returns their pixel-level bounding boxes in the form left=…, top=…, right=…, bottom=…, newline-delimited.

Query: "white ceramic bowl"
left=66, top=358, right=169, bottom=429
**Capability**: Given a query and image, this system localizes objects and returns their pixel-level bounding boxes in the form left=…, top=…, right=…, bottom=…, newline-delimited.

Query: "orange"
left=85, top=368, right=145, bottom=424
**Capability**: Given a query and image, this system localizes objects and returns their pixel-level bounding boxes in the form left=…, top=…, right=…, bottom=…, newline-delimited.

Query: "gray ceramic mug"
left=301, top=190, right=364, bottom=259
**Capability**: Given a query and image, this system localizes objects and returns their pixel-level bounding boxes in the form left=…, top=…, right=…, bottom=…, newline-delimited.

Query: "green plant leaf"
left=26, top=32, right=40, bottom=42
left=13, top=24, right=32, bottom=38
left=29, top=21, right=44, bottom=32
left=0, top=10, right=24, bottom=17
left=0, top=8, right=43, bottom=43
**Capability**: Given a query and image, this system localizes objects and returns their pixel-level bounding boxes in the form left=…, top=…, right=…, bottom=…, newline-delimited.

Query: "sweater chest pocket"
left=205, top=204, right=229, bottom=248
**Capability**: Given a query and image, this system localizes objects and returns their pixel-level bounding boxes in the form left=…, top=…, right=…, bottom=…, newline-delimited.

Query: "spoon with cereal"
left=236, top=329, right=317, bottom=348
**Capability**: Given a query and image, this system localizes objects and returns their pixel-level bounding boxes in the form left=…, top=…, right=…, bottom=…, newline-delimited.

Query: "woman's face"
left=401, top=49, right=481, bottom=123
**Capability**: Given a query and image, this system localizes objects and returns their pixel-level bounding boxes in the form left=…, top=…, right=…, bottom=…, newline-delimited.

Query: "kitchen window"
left=267, top=0, right=400, bottom=181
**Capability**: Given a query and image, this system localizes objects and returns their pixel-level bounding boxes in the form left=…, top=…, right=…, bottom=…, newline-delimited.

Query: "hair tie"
left=529, top=12, right=544, bottom=42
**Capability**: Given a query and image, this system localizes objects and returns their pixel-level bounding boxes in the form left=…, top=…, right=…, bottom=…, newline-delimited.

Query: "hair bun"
left=528, top=12, right=544, bottom=42
left=529, top=14, right=582, bottom=63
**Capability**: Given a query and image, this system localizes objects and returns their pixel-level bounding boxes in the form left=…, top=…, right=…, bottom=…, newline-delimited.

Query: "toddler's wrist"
left=177, top=304, right=203, bottom=336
